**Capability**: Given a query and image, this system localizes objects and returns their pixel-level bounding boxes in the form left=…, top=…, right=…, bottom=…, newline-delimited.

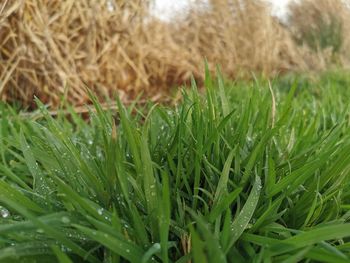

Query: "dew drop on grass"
left=61, top=216, right=70, bottom=224
left=97, top=208, right=104, bottom=215
left=0, top=206, right=10, bottom=218
left=126, top=249, right=130, bottom=253
left=60, top=245, right=72, bottom=253
left=37, top=228, right=44, bottom=233
left=153, top=243, right=161, bottom=250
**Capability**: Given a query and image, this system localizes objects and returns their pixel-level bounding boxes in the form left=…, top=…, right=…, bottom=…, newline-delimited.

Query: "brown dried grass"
left=288, top=0, right=350, bottom=65
left=0, top=0, right=152, bottom=107
left=0, top=0, right=345, bottom=108
left=163, top=0, right=306, bottom=78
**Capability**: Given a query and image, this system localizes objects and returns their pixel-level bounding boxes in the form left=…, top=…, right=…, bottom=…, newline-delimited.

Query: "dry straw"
left=0, top=0, right=349, bottom=107
left=289, top=0, right=350, bottom=65
left=0, top=0, right=152, bottom=107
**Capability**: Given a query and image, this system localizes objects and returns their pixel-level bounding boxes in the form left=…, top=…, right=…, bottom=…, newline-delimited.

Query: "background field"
left=1, top=0, right=350, bottom=107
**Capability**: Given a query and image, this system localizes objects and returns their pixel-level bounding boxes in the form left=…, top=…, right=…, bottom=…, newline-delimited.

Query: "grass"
left=1, top=70, right=350, bottom=262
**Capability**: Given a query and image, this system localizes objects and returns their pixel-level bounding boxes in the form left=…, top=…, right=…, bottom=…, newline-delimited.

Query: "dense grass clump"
left=1, top=71, right=350, bottom=262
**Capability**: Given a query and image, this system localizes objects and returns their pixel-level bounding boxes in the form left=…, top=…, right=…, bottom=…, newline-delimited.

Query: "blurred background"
left=1, top=0, right=349, bottom=108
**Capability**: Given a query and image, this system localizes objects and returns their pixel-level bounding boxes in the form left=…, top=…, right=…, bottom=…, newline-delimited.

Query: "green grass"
left=1, top=70, right=350, bottom=262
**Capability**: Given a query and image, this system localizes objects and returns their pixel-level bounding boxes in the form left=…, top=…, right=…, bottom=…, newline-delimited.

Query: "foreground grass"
left=1, top=71, right=350, bottom=262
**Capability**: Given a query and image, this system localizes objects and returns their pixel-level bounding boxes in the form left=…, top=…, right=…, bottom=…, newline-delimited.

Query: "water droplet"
left=153, top=243, right=161, bottom=250
left=37, top=228, right=44, bottom=233
left=61, top=216, right=70, bottom=224
left=60, top=245, right=72, bottom=252
left=0, top=207, right=10, bottom=218
left=126, top=249, right=130, bottom=253
left=97, top=208, right=104, bottom=215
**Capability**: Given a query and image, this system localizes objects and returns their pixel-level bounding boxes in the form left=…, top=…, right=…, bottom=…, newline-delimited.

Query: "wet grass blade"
left=225, top=176, right=261, bottom=252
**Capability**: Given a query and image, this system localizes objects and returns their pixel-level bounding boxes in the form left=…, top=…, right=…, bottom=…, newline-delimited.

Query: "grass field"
left=1, top=70, right=350, bottom=262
